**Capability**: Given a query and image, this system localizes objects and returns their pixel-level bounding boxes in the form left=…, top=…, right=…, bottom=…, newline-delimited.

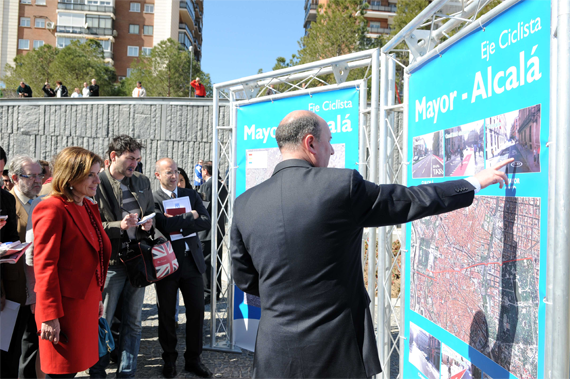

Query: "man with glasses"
left=152, top=158, right=212, bottom=378
left=2, top=169, right=13, bottom=191
left=90, top=135, right=154, bottom=378
left=4, top=155, right=43, bottom=378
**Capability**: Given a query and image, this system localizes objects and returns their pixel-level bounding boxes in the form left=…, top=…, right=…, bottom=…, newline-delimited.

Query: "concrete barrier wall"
left=0, top=97, right=230, bottom=191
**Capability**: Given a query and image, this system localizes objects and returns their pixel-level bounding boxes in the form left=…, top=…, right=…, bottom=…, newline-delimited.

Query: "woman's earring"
left=70, top=186, right=74, bottom=190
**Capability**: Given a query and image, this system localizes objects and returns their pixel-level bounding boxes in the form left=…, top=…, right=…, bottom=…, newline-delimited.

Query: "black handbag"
left=118, top=236, right=179, bottom=288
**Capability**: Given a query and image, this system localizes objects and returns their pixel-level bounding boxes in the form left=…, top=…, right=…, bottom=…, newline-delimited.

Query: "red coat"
left=190, top=80, right=206, bottom=97
left=33, top=196, right=111, bottom=374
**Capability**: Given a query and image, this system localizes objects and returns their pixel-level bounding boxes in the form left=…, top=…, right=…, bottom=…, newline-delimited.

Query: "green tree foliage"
left=123, top=39, right=212, bottom=97
left=3, top=41, right=116, bottom=96
left=3, top=45, right=59, bottom=96
left=50, top=40, right=116, bottom=95
left=297, top=0, right=369, bottom=64
left=391, top=0, right=429, bottom=37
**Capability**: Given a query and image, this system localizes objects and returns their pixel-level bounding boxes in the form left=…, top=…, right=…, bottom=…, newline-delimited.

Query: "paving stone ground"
left=76, top=286, right=401, bottom=379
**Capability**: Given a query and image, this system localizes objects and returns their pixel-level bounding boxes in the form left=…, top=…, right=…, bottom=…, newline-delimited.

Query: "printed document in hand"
left=0, top=300, right=20, bottom=351
left=162, top=196, right=196, bottom=240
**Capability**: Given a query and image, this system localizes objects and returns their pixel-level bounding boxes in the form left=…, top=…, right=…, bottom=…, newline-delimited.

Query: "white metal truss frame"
left=381, top=0, right=569, bottom=378
left=211, top=48, right=384, bottom=353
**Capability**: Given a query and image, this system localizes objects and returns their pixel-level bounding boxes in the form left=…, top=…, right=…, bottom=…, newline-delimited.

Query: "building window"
left=58, top=12, right=85, bottom=28
left=100, top=39, right=111, bottom=51
left=144, top=4, right=154, bottom=13
left=130, top=2, right=140, bottom=12
left=127, top=68, right=133, bottom=77
left=129, top=24, right=139, bottom=34
left=143, top=25, right=153, bottom=35
left=141, top=47, right=152, bottom=56
left=36, top=0, right=46, bottom=4
left=127, top=46, right=139, bottom=57
left=21, top=0, right=31, bottom=4
left=86, top=15, right=112, bottom=29
left=35, top=18, right=45, bottom=28
left=20, top=17, right=31, bottom=27
left=33, top=40, right=44, bottom=49
left=19, top=39, right=30, bottom=50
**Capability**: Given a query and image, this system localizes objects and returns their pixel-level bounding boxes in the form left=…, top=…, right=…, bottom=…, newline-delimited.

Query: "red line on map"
left=425, top=257, right=533, bottom=275
left=416, top=271, right=436, bottom=281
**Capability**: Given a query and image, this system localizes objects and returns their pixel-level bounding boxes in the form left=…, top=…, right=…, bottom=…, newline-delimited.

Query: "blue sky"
left=201, top=0, right=306, bottom=85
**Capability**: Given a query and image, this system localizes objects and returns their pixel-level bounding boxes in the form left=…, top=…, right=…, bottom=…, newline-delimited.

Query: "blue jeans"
left=89, top=264, right=145, bottom=378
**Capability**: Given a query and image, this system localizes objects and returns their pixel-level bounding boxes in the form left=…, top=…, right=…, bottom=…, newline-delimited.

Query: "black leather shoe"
left=163, top=362, right=177, bottom=378
left=185, top=361, right=213, bottom=378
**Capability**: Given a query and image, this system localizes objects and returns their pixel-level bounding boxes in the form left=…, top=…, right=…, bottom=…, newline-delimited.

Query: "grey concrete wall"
left=0, top=97, right=230, bottom=191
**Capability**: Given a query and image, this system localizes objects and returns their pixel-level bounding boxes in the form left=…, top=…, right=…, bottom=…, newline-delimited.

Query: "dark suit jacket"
left=231, top=159, right=475, bottom=378
left=153, top=187, right=210, bottom=274
left=198, top=178, right=228, bottom=242
left=3, top=189, right=31, bottom=304
left=0, top=190, right=19, bottom=301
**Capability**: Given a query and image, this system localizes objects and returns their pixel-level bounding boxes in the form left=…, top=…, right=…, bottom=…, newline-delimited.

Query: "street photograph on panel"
left=485, top=104, right=541, bottom=173
left=444, top=120, right=485, bottom=177
left=412, top=131, right=444, bottom=178
left=441, top=344, right=483, bottom=379
left=410, top=196, right=541, bottom=379
left=409, top=322, right=441, bottom=379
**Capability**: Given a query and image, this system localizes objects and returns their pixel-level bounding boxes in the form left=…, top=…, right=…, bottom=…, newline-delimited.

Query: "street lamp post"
left=189, top=45, right=194, bottom=98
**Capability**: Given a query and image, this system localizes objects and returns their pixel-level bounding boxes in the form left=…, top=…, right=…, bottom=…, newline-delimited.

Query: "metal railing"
left=57, top=2, right=114, bottom=13
left=368, top=26, right=392, bottom=34
left=179, top=23, right=195, bottom=43
left=367, top=3, right=397, bottom=13
left=56, top=25, right=113, bottom=36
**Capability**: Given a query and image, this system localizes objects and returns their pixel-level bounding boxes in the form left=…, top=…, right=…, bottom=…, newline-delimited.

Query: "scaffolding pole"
left=550, top=0, right=570, bottom=377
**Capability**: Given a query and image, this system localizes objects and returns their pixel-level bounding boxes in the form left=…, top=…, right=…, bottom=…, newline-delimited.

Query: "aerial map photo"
left=410, top=196, right=541, bottom=379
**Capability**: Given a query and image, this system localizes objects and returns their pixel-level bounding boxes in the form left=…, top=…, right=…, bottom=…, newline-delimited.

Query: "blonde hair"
left=51, top=147, right=103, bottom=201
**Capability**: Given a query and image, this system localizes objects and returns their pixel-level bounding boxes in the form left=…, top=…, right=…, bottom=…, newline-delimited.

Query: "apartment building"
left=303, top=0, right=397, bottom=38
left=303, top=0, right=465, bottom=39
left=7, top=0, right=203, bottom=79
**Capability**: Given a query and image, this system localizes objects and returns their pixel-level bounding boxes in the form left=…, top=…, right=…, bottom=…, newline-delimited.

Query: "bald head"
left=276, top=110, right=334, bottom=167
left=276, top=110, right=323, bottom=151
left=155, top=158, right=179, bottom=191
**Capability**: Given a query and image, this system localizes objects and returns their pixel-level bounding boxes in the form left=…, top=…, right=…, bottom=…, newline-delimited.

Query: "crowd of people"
left=0, top=138, right=223, bottom=379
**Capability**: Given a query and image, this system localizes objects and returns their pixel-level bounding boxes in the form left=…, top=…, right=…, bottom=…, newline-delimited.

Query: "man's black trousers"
left=154, top=253, right=204, bottom=364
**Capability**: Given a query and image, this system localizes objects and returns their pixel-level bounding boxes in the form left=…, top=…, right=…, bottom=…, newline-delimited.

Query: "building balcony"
left=179, top=25, right=195, bottom=43
left=57, top=2, right=114, bottom=14
left=304, top=1, right=318, bottom=28
left=367, top=26, right=391, bottom=34
left=178, top=31, right=194, bottom=51
left=179, top=0, right=196, bottom=29
left=104, top=51, right=113, bottom=59
left=56, top=25, right=113, bottom=36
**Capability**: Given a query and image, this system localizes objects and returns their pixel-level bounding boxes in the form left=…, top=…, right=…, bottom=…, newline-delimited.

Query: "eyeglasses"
left=19, top=173, right=45, bottom=181
left=163, top=170, right=180, bottom=177
left=2, top=179, right=10, bottom=184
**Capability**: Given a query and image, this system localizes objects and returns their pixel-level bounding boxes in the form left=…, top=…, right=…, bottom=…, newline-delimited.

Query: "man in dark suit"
left=231, top=110, right=511, bottom=378
left=198, top=161, right=228, bottom=303
left=153, top=158, right=213, bottom=378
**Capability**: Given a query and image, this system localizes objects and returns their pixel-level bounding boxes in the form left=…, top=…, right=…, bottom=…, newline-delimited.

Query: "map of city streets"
left=411, top=196, right=541, bottom=379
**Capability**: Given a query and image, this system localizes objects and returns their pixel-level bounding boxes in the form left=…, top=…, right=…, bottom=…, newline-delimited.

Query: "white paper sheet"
left=0, top=300, right=20, bottom=351
left=162, top=196, right=196, bottom=240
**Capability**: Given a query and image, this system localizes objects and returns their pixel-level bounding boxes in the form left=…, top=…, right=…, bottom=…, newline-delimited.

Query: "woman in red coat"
left=33, top=147, right=111, bottom=378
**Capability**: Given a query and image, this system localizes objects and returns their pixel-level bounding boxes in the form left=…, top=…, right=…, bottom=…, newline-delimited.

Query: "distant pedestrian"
left=89, top=78, right=99, bottom=96
left=194, top=159, right=204, bottom=188
left=82, top=82, right=90, bottom=97
left=190, top=77, right=206, bottom=97
left=17, top=81, right=33, bottom=98
left=42, top=82, right=55, bottom=97
left=132, top=81, right=146, bottom=97
left=266, top=85, right=275, bottom=96
left=54, top=81, right=68, bottom=97
left=71, top=88, right=82, bottom=98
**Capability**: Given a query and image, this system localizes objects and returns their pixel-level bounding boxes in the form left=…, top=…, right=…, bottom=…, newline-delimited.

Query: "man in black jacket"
left=198, top=161, right=227, bottom=303
left=41, top=82, right=55, bottom=97
left=89, top=78, right=100, bottom=96
left=231, top=110, right=512, bottom=378
left=153, top=158, right=212, bottom=378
